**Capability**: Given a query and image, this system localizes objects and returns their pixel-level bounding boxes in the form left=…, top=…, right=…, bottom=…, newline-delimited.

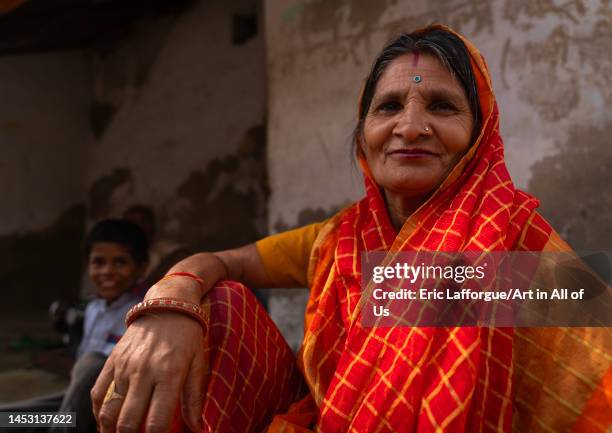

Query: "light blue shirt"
left=77, top=291, right=142, bottom=358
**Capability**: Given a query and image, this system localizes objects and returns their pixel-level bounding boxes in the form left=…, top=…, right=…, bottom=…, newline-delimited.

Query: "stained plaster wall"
left=0, top=52, right=90, bottom=311
left=265, top=0, right=612, bottom=251
left=87, top=0, right=268, bottom=254
left=0, top=0, right=268, bottom=313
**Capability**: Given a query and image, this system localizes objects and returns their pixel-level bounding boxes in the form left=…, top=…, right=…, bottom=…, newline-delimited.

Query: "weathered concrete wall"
left=0, top=52, right=90, bottom=310
left=87, top=0, right=268, bottom=252
left=0, top=0, right=268, bottom=312
left=265, top=0, right=612, bottom=252
left=0, top=0, right=275, bottom=378
left=0, top=52, right=90, bottom=234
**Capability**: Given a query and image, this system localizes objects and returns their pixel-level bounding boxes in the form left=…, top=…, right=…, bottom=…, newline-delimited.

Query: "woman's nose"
left=392, top=105, right=427, bottom=142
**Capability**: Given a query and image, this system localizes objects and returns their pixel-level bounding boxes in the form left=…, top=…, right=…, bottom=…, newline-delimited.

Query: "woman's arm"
left=91, top=243, right=271, bottom=433
left=143, top=244, right=274, bottom=305
left=91, top=221, right=325, bottom=433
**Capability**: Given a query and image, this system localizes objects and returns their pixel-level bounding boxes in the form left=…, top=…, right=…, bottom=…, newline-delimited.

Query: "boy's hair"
left=84, top=219, right=149, bottom=265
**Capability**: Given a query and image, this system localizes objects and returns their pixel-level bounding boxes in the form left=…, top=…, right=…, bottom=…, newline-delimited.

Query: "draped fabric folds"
left=169, top=282, right=308, bottom=433
left=172, top=24, right=610, bottom=433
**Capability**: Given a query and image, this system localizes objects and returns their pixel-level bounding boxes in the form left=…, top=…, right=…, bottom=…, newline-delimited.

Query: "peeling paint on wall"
left=291, top=0, right=394, bottom=41
left=273, top=204, right=345, bottom=233
left=425, top=0, right=493, bottom=35
left=162, top=124, right=269, bottom=251
left=0, top=51, right=90, bottom=235
left=528, top=121, right=612, bottom=250
left=502, top=0, right=587, bottom=27
left=86, top=0, right=267, bottom=241
left=1, top=0, right=269, bottom=314
left=0, top=205, right=86, bottom=313
left=502, top=3, right=611, bottom=120
left=272, top=0, right=497, bottom=80
left=89, top=14, right=180, bottom=139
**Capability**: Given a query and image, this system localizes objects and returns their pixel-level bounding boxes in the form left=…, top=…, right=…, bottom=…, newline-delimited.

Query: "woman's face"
left=362, top=53, right=474, bottom=206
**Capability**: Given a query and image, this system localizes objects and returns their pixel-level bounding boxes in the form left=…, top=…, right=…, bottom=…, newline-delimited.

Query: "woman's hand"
left=90, top=246, right=271, bottom=432
left=91, top=312, right=206, bottom=433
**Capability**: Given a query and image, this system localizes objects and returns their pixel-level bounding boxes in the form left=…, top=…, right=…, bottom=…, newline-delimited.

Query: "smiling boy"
left=49, top=219, right=149, bottom=433
left=0, top=219, right=149, bottom=433
left=77, top=220, right=149, bottom=360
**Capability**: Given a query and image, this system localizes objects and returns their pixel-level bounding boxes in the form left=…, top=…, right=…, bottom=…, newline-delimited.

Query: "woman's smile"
left=386, top=146, right=440, bottom=159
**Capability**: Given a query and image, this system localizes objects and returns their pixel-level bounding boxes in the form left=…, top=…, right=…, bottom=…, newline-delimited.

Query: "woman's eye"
left=430, top=101, right=457, bottom=112
left=376, top=101, right=402, bottom=113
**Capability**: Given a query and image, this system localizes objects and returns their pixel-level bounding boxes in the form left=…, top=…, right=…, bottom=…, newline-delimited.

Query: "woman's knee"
left=207, top=280, right=260, bottom=308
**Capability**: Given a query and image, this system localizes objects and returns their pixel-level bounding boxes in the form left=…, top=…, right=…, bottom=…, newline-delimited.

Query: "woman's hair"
left=84, top=219, right=150, bottom=265
left=354, top=27, right=482, bottom=149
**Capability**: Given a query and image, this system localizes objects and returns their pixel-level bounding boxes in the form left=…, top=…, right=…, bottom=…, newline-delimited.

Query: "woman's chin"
left=375, top=164, right=447, bottom=195
left=382, top=176, right=442, bottom=200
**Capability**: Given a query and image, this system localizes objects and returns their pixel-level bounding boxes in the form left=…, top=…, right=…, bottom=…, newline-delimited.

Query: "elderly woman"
left=92, top=25, right=610, bottom=433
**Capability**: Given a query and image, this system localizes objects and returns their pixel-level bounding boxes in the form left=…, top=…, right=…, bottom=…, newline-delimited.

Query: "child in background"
left=77, top=219, right=148, bottom=359
left=1, top=219, right=148, bottom=433
left=54, top=219, right=148, bottom=433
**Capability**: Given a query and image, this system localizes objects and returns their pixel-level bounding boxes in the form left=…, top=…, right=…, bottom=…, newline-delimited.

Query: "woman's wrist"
left=142, top=252, right=232, bottom=305
left=125, top=297, right=208, bottom=330
left=145, top=277, right=203, bottom=304
left=160, top=272, right=205, bottom=291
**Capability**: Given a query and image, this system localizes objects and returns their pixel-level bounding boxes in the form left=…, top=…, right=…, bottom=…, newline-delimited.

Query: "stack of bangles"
left=125, top=272, right=209, bottom=330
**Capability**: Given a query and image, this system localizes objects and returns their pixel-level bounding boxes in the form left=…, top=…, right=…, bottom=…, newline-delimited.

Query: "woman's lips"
left=388, top=148, right=438, bottom=158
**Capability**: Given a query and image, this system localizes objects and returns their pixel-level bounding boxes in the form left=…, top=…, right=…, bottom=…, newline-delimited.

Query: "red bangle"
left=125, top=297, right=208, bottom=330
left=159, top=272, right=205, bottom=291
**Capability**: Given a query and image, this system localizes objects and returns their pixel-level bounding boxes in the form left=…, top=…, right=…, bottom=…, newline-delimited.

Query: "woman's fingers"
left=97, top=376, right=129, bottom=433
left=145, top=379, right=183, bottom=433
left=91, top=357, right=115, bottom=423
left=90, top=314, right=205, bottom=432
left=116, top=375, right=155, bottom=433
left=181, top=347, right=206, bottom=432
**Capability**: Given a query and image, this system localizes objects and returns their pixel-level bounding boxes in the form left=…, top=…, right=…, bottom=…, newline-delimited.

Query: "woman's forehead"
left=376, top=53, right=461, bottom=93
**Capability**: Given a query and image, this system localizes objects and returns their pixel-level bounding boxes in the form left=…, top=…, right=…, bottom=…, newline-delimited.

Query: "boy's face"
left=88, top=242, right=145, bottom=303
